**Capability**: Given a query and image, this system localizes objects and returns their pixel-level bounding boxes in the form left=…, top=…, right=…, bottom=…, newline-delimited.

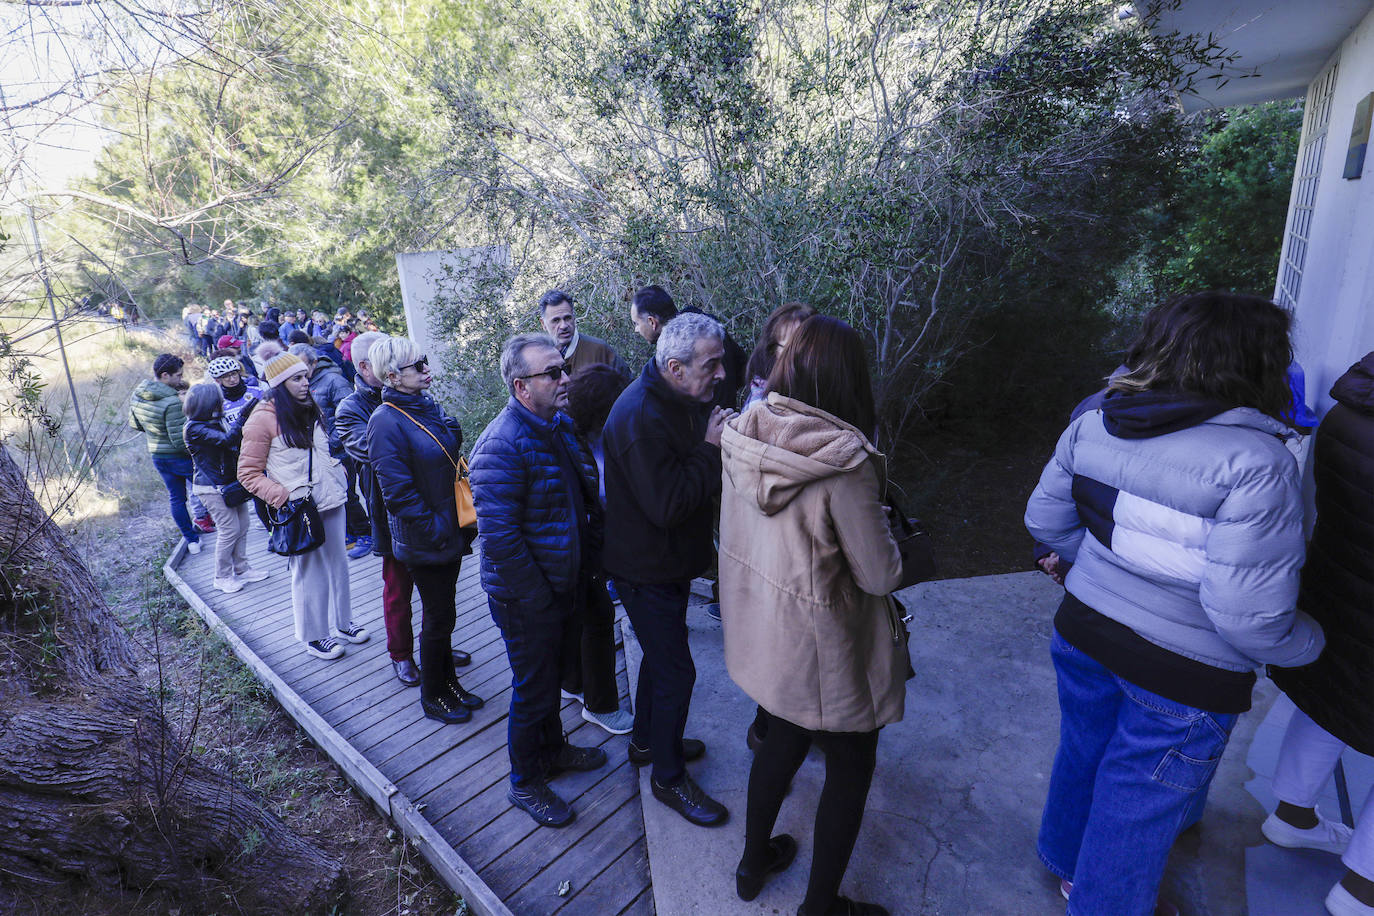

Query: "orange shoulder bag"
left=383, top=403, right=477, bottom=528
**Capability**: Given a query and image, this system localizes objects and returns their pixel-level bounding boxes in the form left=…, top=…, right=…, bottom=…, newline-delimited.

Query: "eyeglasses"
left=517, top=364, right=571, bottom=383
left=398, top=356, right=429, bottom=373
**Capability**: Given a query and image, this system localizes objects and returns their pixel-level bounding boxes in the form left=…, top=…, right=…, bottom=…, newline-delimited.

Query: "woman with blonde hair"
left=365, top=336, right=483, bottom=724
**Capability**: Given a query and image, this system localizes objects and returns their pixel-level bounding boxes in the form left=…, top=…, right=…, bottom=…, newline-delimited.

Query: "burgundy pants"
left=382, top=554, right=415, bottom=660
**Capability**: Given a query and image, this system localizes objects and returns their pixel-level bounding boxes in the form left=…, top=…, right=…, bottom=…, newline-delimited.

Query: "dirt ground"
left=1, top=319, right=457, bottom=916
left=896, top=419, right=1064, bottom=581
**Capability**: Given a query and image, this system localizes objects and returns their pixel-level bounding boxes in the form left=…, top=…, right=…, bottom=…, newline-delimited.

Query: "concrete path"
left=625, top=571, right=1317, bottom=916
left=1245, top=694, right=1374, bottom=916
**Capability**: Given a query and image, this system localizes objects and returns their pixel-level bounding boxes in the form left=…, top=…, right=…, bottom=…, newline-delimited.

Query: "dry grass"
left=1, top=316, right=458, bottom=915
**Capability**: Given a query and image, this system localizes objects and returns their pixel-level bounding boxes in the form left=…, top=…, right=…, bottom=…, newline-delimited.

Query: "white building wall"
left=1282, top=5, right=1374, bottom=413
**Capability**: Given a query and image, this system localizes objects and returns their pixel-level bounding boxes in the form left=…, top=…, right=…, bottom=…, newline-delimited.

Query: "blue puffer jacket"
left=470, top=398, right=602, bottom=610
left=1026, top=389, right=1324, bottom=671
left=366, top=388, right=471, bottom=567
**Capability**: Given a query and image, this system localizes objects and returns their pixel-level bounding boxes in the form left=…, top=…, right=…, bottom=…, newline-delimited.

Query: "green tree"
left=427, top=0, right=1230, bottom=442
left=1158, top=101, right=1303, bottom=295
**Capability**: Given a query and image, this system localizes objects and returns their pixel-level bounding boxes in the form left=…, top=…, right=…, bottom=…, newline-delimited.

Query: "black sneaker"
left=651, top=773, right=728, bottom=827
left=508, top=781, right=574, bottom=828
left=446, top=681, right=484, bottom=710
left=421, top=692, right=471, bottom=724
left=547, top=743, right=607, bottom=777
left=629, top=738, right=705, bottom=767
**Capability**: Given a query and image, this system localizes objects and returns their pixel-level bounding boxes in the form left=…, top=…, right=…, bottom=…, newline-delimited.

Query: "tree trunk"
left=0, top=445, right=346, bottom=912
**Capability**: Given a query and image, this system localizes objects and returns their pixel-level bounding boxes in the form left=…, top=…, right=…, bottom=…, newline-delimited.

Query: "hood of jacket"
left=1331, top=352, right=1374, bottom=415
left=1100, top=389, right=1234, bottom=439
left=723, top=394, right=878, bottom=516
left=311, top=354, right=343, bottom=378
left=133, top=379, right=178, bottom=402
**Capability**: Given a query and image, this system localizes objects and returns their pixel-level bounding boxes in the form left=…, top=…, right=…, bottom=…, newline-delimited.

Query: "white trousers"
left=1273, top=706, right=1374, bottom=877
left=287, top=505, right=352, bottom=643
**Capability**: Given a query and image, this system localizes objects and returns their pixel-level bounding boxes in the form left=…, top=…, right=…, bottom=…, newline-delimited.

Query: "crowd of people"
left=128, top=287, right=1374, bottom=916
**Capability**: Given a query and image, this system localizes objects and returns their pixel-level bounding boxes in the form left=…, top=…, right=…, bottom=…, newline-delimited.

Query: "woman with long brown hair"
left=742, top=302, right=817, bottom=410
left=720, top=315, right=904, bottom=916
left=239, top=353, right=367, bottom=660
left=1025, top=291, right=1324, bottom=915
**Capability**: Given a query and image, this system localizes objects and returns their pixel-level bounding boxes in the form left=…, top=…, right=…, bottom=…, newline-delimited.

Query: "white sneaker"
left=560, top=688, right=583, bottom=703
left=1262, top=810, right=1354, bottom=855
left=582, top=706, right=634, bottom=735
left=236, top=567, right=269, bottom=583
left=1327, top=881, right=1374, bottom=916
left=305, top=637, right=344, bottom=660
left=186, top=541, right=202, bottom=555
left=213, top=576, right=244, bottom=594
left=333, top=624, right=370, bottom=644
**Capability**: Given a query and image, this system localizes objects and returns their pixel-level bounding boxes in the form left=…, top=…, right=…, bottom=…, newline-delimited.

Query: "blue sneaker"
left=347, top=535, right=374, bottom=559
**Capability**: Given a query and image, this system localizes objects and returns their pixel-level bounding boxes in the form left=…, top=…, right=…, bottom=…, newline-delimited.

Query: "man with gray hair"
left=470, top=333, right=607, bottom=827
left=601, top=311, right=736, bottom=827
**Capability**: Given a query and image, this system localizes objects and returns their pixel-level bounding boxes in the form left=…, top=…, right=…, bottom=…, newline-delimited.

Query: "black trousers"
left=742, top=711, right=879, bottom=914
left=342, top=455, right=371, bottom=540
left=489, top=591, right=578, bottom=786
left=407, top=560, right=460, bottom=700
left=619, top=579, right=694, bottom=785
left=560, top=577, right=620, bottom=714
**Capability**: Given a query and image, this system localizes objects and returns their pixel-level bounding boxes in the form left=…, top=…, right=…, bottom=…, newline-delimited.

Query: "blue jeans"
left=1038, top=632, right=1238, bottom=916
left=488, top=593, right=577, bottom=787
left=150, top=453, right=200, bottom=543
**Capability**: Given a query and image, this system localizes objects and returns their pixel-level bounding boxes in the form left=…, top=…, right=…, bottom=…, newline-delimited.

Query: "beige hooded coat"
left=719, top=394, right=906, bottom=733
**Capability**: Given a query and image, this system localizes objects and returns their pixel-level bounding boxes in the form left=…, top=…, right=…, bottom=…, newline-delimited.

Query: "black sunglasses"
left=517, top=364, right=571, bottom=383
left=398, top=356, right=429, bottom=373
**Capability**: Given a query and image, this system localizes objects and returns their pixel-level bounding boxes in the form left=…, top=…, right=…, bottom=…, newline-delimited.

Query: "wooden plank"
left=562, top=838, right=652, bottom=916
left=323, top=635, right=510, bottom=737
left=415, top=701, right=604, bottom=822
left=164, top=537, right=648, bottom=916
left=454, top=737, right=625, bottom=870
left=163, top=540, right=516, bottom=916
left=618, top=887, right=656, bottom=916
left=340, top=649, right=513, bottom=752
left=483, top=760, right=640, bottom=900
left=510, top=829, right=646, bottom=916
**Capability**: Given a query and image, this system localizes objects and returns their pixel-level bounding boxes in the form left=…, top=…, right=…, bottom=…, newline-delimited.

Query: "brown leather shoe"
left=392, top=658, right=420, bottom=687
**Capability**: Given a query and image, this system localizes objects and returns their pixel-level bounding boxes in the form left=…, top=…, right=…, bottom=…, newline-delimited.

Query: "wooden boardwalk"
left=164, top=528, right=652, bottom=916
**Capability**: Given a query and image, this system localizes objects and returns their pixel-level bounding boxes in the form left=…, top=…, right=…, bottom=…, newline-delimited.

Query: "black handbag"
left=264, top=447, right=326, bottom=556
left=221, top=480, right=252, bottom=508
left=886, top=494, right=937, bottom=590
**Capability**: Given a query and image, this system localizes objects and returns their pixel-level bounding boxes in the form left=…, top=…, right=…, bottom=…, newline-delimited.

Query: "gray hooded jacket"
left=1025, top=392, right=1324, bottom=672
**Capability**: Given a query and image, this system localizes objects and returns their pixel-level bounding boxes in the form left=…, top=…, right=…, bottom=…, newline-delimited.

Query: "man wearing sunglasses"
left=470, top=333, right=608, bottom=828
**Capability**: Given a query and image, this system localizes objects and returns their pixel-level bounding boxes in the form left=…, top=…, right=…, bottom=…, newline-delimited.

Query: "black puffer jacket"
left=1272, top=353, right=1374, bottom=756
left=184, top=399, right=256, bottom=487
left=336, top=378, right=390, bottom=557
left=602, top=358, right=721, bottom=584
left=366, top=387, right=472, bottom=567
